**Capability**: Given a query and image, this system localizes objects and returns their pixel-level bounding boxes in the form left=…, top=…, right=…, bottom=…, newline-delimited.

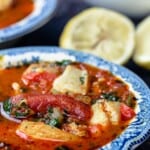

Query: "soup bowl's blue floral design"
left=0, top=0, right=57, bottom=45
left=0, top=46, right=150, bottom=150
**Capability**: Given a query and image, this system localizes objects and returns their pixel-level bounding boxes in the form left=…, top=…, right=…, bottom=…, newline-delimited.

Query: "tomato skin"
left=22, top=72, right=58, bottom=92
left=11, top=93, right=92, bottom=122
left=120, top=103, right=136, bottom=121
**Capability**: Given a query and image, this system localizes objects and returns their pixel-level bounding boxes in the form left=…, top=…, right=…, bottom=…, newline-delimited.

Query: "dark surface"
left=8, top=0, right=150, bottom=149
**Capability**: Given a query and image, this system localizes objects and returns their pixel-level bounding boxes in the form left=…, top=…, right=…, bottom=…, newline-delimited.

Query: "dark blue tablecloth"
left=14, top=0, right=150, bottom=149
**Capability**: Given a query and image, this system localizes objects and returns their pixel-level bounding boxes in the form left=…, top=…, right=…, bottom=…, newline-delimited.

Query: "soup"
left=0, top=60, right=136, bottom=150
left=0, top=0, right=34, bottom=29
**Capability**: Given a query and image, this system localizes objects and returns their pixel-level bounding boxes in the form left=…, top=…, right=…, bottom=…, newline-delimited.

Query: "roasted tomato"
left=21, top=62, right=61, bottom=93
left=10, top=93, right=92, bottom=122
left=120, top=103, right=136, bottom=121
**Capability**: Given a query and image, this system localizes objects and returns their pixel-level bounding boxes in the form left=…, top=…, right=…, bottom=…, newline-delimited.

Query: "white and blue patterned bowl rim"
left=0, top=0, right=57, bottom=43
left=0, top=46, right=150, bottom=150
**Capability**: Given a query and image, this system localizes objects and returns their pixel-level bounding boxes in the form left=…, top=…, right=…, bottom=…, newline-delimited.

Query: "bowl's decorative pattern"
left=0, top=46, right=150, bottom=150
left=0, top=0, right=57, bottom=43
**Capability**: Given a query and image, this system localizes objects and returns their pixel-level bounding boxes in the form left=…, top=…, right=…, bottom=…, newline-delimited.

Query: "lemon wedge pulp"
left=60, top=8, right=135, bottom=65
left=133, top=16, right=150, bottom=69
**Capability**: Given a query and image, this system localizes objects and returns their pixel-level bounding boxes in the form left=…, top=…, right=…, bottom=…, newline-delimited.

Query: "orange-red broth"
left=0, top=0, right=34, bottom=29
left=0, top=62, right=136, bottom=150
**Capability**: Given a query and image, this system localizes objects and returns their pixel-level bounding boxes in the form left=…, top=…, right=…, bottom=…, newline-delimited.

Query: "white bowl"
left=84, top=0, right=150, bottom=18
left=0, top=0, right=58, bottom=48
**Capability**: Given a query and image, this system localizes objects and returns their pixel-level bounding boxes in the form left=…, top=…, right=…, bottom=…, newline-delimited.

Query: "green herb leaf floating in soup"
left=0, top=60, right=136, bottom=150
left=3, top=99, right=12, bottom=113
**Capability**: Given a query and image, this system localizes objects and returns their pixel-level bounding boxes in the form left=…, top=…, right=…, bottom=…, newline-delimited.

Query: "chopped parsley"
left=56, top=60, right=72, bottom=66
left=3, top=99, right=31, bottom=118
left=38, top=107, right=63, bottom=128
left=49, top=118, right=60, bottom=127
left=55, top=146, right=70, bottom=150
left=3, top=99, right=12, bottom=113
left=101, top=92, right=120, bottom=101
left=79, top=76, right=85, bottom=84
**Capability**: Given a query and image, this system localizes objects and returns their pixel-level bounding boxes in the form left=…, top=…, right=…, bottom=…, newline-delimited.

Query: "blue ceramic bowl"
left=0, top=0, right=58, bottom=47
left=0, top=46, right=150, bottom=150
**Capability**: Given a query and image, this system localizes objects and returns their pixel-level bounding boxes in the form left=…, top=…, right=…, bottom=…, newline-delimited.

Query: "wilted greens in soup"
left=0, top=60, right=136, bottom=150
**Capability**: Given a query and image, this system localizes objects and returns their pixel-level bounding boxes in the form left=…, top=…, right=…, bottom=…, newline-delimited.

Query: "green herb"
left=101, top=92, right=120, bottom=101
left=3, top=99, right=31, bottom=118
left=79, top=76, right=85, bottom=84
left=48, top=107, right=53, bottom=114
left=12, top=101, right=31, bottom=118
left=3, top=99, right=12, bottom=113
left=14, top=110, right=29, bottom=118
left=13, top=107, right=30, bottom=118
left=56, top=60, right=72, bottom=66
left=91, top=99, right=98, bottom=104
left=49, top=118, right=60, bottom=127
left=36, top=108, right=63, bottom=127
left=55, top=146, right=70, bottom=150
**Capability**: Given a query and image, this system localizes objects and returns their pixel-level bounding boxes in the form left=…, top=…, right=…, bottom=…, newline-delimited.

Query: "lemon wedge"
left=133, top=16, right=150, bottom=69
left=60, top=8, right=135, bottom=65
